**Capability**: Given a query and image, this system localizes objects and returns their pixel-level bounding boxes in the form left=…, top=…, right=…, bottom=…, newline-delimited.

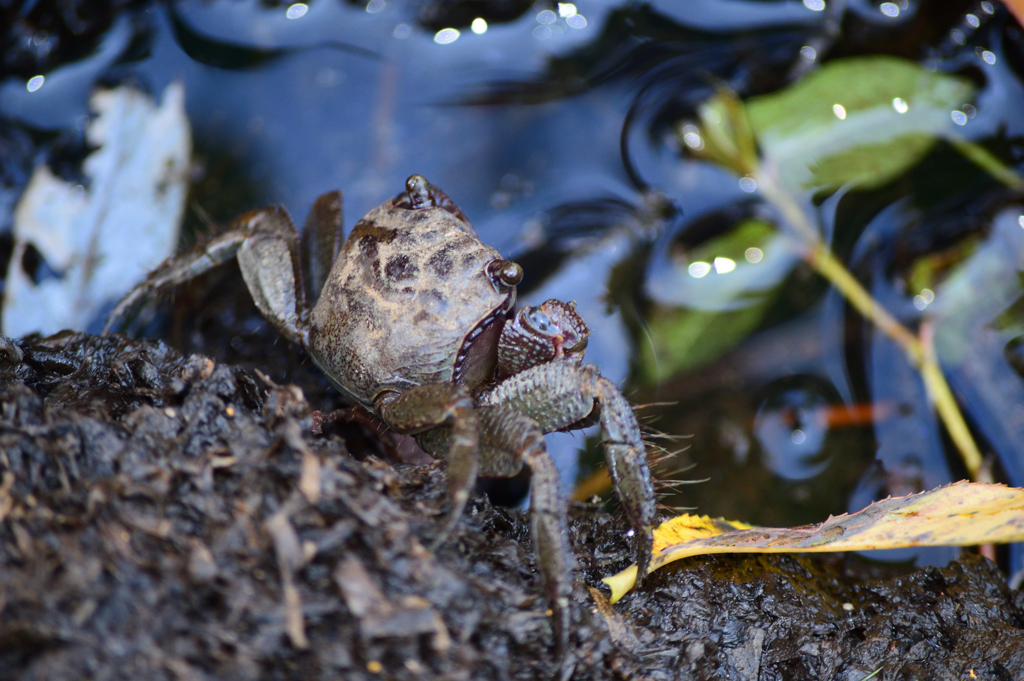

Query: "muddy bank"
left=1, top=331, right=1023, bottom=680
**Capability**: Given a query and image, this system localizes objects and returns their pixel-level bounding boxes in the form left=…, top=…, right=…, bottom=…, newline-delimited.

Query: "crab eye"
left=498, top=261, right=522, bottom=286
left=487, top=259, right=523, bottom=290
left=404, top=174, right=432, bottom=207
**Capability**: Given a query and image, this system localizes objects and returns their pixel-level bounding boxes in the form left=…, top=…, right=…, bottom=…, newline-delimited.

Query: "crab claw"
left=497, top=300, right=589, bottom=380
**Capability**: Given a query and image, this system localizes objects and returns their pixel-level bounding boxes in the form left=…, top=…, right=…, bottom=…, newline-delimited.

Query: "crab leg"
left=526, top=444, right=574, bottom=660
left=300, top=190, right=344, bottom=304
left=375, top=384, right=480, bottom=548
left=103, top=207, right=309, bottom=346
left=481, top=361, right=656, bottom=584
left=476, top=407, right=575, bottom=659
left=102, top=230, right=248, bottom=335
left=415, top=405, right=575, bottom=658
left=591, top=374, right=656, bottom=582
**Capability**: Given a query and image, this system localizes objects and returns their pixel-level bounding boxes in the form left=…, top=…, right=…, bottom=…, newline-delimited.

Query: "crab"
left=104, top=175, right=656, bottom=658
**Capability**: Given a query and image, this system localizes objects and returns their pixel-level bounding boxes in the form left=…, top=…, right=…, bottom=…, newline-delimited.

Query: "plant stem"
left=807, top=245, right=922, bottom=357
left=756, top=169, right=985, bottom=480
left=946, top=136, right=1024, bottom=190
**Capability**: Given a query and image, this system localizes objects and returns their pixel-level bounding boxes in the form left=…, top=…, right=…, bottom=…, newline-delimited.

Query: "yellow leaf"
left=651, top=515, right=757, bottom=553
left=604, top=481, right=1024, bottom=603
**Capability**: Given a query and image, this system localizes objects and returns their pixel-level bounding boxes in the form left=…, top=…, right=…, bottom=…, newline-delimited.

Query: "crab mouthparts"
left=453, top=293, right=515, bottom=386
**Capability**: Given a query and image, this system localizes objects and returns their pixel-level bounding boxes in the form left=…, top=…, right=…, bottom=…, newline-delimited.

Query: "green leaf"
left=639, top=219, right=796, bottom=384
left=745, top=56, right=976, bottom=191
left=803, top=133, right=936, bottom=191
left=639, top=302, right=771, bottom=384
left=931, top=209, right=1024, bottom=363
left=691, top=88, right=758, bottom=178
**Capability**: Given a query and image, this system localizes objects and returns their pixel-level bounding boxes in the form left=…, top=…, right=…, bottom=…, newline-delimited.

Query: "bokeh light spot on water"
left=800, top=46, right=817, bottom=63
left=26, top=75, right=45, bottom=92
left=567, top=14, right=587, bottom=29
left=745, top=247, right=763, bottom=264
left=738, top=177, right=757, bottom=193
left=951, top=110, right=967, bottom=126
left=965, top=13, right=980, bottom=28
left=533, top=25, right=552, bottom=40
left=833, top=104, right=847, bottom=120
left=434, top=28, right=460, bottom=44
left=913, top=288, right=935, bottom=310
left=680, top=124, right=703, bottom=151
left=981, top=1, right=995, bottom=13
left=558, top=3, right=577, bottom=17
left=880, top=3, right=899, bottom=17
left=537, top=9, right=557, bottom=25
left=365, top=0, right=385, bottom=13
left=892, top=97, right=909, bottom=113
left=393, top=24, right=411, bottom=39
left=688, top=262, right=712, bottom=278
left=471, top=18, right=487, bottom=34
left=713, top=257, right=736, bottom=274
left=979, top=49, right=996, bottom=65
left=950, top=28, right=966, bottom=45
left=285, top=3, right=307, bottom=19
left=803, top=0, right=825, bottom=11
left=1019, top=215, right=1024, bottom=229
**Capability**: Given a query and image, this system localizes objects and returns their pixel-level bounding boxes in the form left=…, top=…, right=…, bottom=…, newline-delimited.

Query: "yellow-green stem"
left=815, top=250, right=984, bottom=478
left=756, top=168, right=985, bottom=480
left=918, top=331, right=987, bottom=481
left=808, top=246, right=922, bottom=359
left=946, top=136, right=1024, bottom=190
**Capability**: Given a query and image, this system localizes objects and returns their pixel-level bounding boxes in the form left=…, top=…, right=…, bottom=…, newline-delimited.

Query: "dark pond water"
left=2, top=0, right=1023, bottom=577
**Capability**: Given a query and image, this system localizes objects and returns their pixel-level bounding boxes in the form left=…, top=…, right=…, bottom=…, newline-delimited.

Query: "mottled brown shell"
left=307, top=197, right=511, bottom=407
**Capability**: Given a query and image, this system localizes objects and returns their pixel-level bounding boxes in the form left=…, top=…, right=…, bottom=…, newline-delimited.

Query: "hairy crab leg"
left=481, top=361, right=656, bottom=584
left=480, top=407, right=574, bottom=661
left=103, top=207, right=309, bottom=346
left=527, top=447, right=574, bottom=661
left=589, top=374, right=655, bottom=582
left=102, top=230, right=250, bottom=335
left=416, top=404, right=576, bottom=661
left=375, top=384, right=481, bottom=549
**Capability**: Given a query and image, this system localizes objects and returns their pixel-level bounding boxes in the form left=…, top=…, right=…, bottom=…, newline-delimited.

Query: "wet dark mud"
left=1, top=331, right=1023, bottom=681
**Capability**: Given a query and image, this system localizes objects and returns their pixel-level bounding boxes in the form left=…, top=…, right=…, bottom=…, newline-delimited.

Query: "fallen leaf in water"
left=604, top=481, right=1024, bottom=603
left=3, top=82, right=190, bottom=337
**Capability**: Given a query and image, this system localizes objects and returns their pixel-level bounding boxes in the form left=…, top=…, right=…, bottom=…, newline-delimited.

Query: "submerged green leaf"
left=639, top=219, right=796, bottom=383
left=932, top=209, right=1024, bottom=363
left=746, top=56, right=976, bottom=191
left=639, top=302, right=770, bottom=384
left=687, top=57, right=977, bottom=192
left=692, top=89, right=758, bottom=178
